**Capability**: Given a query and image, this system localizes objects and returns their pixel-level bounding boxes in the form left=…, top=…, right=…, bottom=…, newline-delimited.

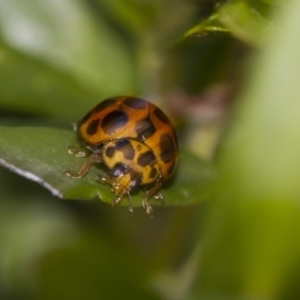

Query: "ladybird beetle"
left=64, top=96, right=178, bottom=214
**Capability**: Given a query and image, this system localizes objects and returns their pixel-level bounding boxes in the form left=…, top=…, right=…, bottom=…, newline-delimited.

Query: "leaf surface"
left=0, top=126, right=210, bottom=208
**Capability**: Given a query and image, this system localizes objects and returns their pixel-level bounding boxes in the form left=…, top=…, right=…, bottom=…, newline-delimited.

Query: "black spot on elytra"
left=115, top=139, right=135, bottom=160
left=137, top=151, right=156, bottom=167
left=80, top=110, right=93, bottom=125
left=102, top=110, right=128, bottom=135
left=123, top=97, right=148, bottom=109
left=153, top=108, right=170, bottom=125
left=159, top=134, right=175, bottom=163
left=135, top=118, right=156, bottom=141
left=94, top=98, right=117, bottom=112
left=86, top=119, right=100, bottom=135
left=149, top=167, right=158, bottom=179
left=105, top=146, right=116, bottom=158
left=167, top=161, right=176, bottom=176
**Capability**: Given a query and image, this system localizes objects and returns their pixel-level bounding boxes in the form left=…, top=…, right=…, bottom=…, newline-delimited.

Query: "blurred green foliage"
left=0, top=0, right=300, bottom=299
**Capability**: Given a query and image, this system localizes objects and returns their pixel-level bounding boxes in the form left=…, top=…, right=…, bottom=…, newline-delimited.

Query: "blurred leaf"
left=0, top=0, right=135, bottom=102
left=184, top=0, right=275, bottom=46
left=0, top=197, right=77, bottom=296
left=0, top=164, right=78, bottom=297
left=191, top=0, right=300, bottom=298
left=98, top=0, right=157, bottom=35
left=0, top=44, right=99, bottom=121
left=153, top=243, right=200, bottom=300
left=183, top=14, right=229, bottom=39
left=166, top=150, right=211, bottom=206
left=260, top=0, right=284, bottom=5
left=218, top=0, right=274, bottom=46
left=38, top=233, right=162, bottom=300
left=0, top=126, right=211, bottom=209
left=164, top=33, right=236, bottom=94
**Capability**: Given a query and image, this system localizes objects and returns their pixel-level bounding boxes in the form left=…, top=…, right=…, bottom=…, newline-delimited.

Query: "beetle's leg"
left=111, top=191, right=134, bottom=212
left=112, top=194, right=125, bottom=207
left=99, top=175, right=121, bottom=203
left=154, top=191, right=164, bottom=204
left=98, top=175, right=113, bottom=185
left=99, top=175, right=134, bottom=212
left=126, top=192, right=134, bottom=212
left=142, top=181, right=162, bottom=215
left=64, top=153, right=101, bottom=178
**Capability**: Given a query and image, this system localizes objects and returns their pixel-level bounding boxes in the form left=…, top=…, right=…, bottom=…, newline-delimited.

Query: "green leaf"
left=184, top=0, right=275, bottom=46
left=0, top=126, right=210, bottom=209
left=191, top=0, right=300, bottom=298
left=97, top=0, right=156, bottom=35
left=0, top=44, right=99, bottom=121
left=0, top=0, right=135, bottom=115
left=0, top=127, right=101, bottom=200
left=183, top=14, right=229, bottom=39
left=218, top=0, right=274, bottom=46
left=38, top=234, right=162, bottom=300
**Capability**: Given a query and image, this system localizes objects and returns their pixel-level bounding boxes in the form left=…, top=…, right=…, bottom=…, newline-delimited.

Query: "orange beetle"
left=65, top=96, right=178, bottom=214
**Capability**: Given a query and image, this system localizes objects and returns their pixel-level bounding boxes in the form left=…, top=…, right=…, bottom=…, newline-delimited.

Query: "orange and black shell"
left=77, top=96, right=178, bottom=181
left=102, top=138, right=161, bottom=186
